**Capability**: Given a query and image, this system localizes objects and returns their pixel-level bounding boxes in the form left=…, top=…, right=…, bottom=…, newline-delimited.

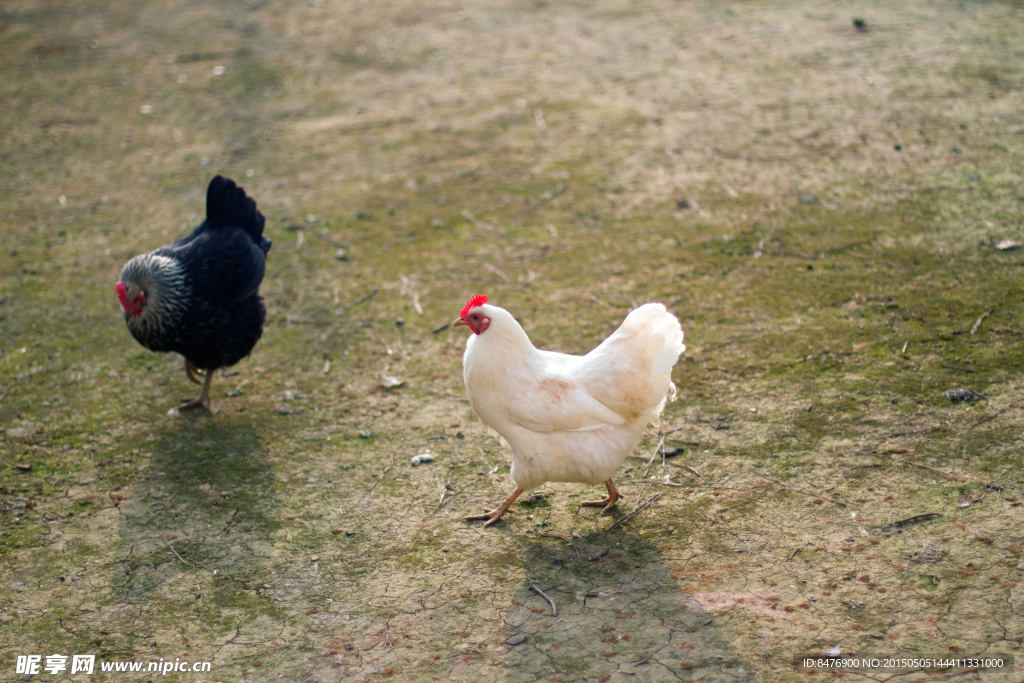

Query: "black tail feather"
left=206, top=176, right=267, bottom=249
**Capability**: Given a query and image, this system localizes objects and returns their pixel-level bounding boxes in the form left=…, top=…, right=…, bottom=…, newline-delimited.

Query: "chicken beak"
left=453, top=317, right=467, bottom=328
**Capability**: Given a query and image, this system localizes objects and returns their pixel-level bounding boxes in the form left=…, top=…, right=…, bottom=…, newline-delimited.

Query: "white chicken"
left=455, top=294, right=685, bottom=527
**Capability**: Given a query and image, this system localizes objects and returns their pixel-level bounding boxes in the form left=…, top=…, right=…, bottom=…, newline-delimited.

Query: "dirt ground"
left=2, top=0, right=1023, bottom=681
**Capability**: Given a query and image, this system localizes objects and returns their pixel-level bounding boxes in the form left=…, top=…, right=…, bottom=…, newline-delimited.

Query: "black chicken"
left=116, top=176, right=272, bottom=411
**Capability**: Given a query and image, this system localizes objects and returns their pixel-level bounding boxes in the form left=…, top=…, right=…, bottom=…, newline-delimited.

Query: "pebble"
left=411, top=453, right=434, bottom=467
left=505, top=634, right=526, bottom=646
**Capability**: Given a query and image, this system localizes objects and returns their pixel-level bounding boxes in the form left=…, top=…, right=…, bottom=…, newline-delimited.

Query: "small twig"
left=603, top=493, right=662, bottom=532
left=787, top=548, right=800, bottom=561
left=526, top=573, right=557, bottom=616
left=164, top=538, right=190, bottom=566
left=484, top=263, right=511, bottom=283
left=0, top=384, right=13, bottom=403
left=364, top=453, right=396, bottom=501
left=309, top=228, right=348, bottom=249
left=461, top=210, right=494, bottom=232
left=755, top=473, right=818, bottom=497
left=884, top=513, right=942, bottom=531
left=436, top=470, right=454, bottom=509
left=625, top=455, right=689, bottom=471
left=968, top=401, right=1022, bottom=432
left=970, top=310, right=992, bottom=335
left=909, top=462, right=967, bottom=480
left=681, top=465, right=702, bottom=478
left=352, top=287, right=380, bottom=306
left=941, top=363, right=976, bottom=373
left=642, top=434, right=666, bottom=478
left=753, top=233, right=773, bottom=259
left=337, top=117, right=414, bottom=134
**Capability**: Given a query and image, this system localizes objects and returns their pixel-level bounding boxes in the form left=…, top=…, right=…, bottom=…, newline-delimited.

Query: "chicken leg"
left=465, top=487, right=523, bottom=528
left=579, top=479, right=625, bottom=514
left=174, top=369, right=213, bottom=412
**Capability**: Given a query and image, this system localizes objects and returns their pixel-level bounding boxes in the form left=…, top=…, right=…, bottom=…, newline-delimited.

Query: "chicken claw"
left=185, top=359, right=206, bottom=386
left=169, top=370, right=213, bottom=414
left=465, top=488, right=523, bottom=528
left=579, top=479, right=625, bottom=514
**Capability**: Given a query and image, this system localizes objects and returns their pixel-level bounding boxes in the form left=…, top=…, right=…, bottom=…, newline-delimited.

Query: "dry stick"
left=603, top=492, right=663, bottom=532
left=484, top=263, right=511, bottom=282
left=941, top=363, right=976, bottom=373
left=755, top=472, right=818, bottom=497
left=642, top=434, right=667, bottom=479
left=352, top=287, right=380, bottom=306
left=0, top=384, right=13, bottom=403
left=968, top=401, right=1022, bottom=432
left=364, top=453, right=396, bottom=501
left=436, top=470, right=454, bottom=509
left=309, top=228, right=348, bottom=249
left=909, top=462, right=967, bottom=480
left=625, top=455, right=693, bottom=473
left=886, top=513, right=942, bottom=529
left=970, top=310, right=992, bottom=334
left=164, top=538, right=190, bottom=566
left=461, top=210, right=494, bottom=232
left=526, top=573, right=557, bottom=616
left=337, top=117, right=414, bottom=134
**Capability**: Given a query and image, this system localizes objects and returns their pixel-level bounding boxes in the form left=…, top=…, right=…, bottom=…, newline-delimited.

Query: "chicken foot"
left=185, top=359, right=206, bottom=385
left=579, top=479, right=625, bottom=514
left=465, top=487, right=523, bottom=528
left=174, top=369, right=213, bottom=412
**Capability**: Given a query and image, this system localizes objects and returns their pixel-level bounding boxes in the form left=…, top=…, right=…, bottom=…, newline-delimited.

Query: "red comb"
left=460, top=294, right=488, bottom=318
left=115, top=282, right=129, bottom=311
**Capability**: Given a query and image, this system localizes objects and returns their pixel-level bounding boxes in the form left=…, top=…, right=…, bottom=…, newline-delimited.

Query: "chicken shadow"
left=498, top=531, right=756, bottom=683
left=114, top=419, right=277, bottom=604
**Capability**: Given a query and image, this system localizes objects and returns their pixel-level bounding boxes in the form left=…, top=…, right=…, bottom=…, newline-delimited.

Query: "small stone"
left=331, top=528, right=342, bottom=535
left=411, top=453, right=434, bottom=467
left=358, top=430, right=374, bottom=439
left=310, top=555, right=319, bottom=562
left=945, top=388, right=985, bottom=402
left=505, top=634, right=526, bottom=646
left=335, top=248, right=348, bottom=261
